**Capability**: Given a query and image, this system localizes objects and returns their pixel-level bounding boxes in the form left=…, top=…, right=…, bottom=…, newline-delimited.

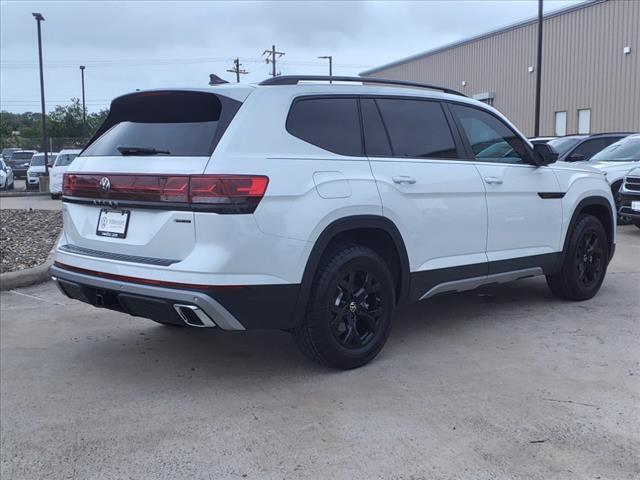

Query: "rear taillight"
left=63, top=173, right=269, bottom=213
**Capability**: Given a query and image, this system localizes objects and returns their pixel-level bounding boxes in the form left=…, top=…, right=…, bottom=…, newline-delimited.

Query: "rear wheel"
left=292, top=245, right=395, bottom=369
left=546, top=214, right=608, bottom=300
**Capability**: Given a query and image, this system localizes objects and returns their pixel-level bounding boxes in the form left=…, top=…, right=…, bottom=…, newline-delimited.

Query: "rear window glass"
left=11, top=152, right=34, bottom=160
left=286, top=97, right=362, bottom=156
left=82, top=91, right=224, bottom=157
left=375, top=98, right=458, bottom=159
left=54, top=153, right=78, bottom=167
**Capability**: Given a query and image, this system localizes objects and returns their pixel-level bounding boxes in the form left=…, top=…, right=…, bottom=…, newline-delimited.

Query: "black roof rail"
left=258, top=75, right=466, bottom=97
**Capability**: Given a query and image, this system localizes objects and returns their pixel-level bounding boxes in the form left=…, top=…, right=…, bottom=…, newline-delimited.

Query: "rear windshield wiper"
left=117, top=146, right=170, bottom=156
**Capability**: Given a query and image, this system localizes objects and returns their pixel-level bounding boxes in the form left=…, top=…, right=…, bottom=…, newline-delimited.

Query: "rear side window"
left=375, top=98, right=458, bottom=159
left=83, top=91, right=234, bottom=157
left=286, top=97, right=362, bottom=156
left=361, top=98, right=392, bottom=157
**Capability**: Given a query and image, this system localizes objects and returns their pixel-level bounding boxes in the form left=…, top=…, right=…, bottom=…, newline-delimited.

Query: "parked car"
left=49, top=149, right=81, bottom=198
left=560, top=133, right=632, bottom=162
left=1, top=147, right=21, bottom=161
left=528, top=136, right=557, bottom=145
left=6, top=150, right=35, bottom=179
left=0, top=159, right=15, bottom=190
left=618, top=167, right=640, bottom=228
left=574, top=134, right=640, bottom=224
left=26, top=152, right=58, bottom=190
left=51, top=77, right=617, bottom=369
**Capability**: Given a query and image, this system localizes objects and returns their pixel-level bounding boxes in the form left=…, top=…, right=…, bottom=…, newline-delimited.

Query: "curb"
left=0, top=242, right=57, bottom=291
left=0, top=191, right=50, bottom=198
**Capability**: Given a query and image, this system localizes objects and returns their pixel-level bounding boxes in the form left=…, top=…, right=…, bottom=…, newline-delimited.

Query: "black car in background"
left=530, top=133, right=633, bottom=163
left=6, top=150, right=35, bottom=179
left=1, top=148, right=21, bottom=161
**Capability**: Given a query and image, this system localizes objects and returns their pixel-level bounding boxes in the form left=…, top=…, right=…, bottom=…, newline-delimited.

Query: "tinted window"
left=451, top=104, right=529, bottom=164
left=361, top=98, right=392, bottom=157
left=11, top=152, right=34, bottom=160
left=82, top=91, right=226, bottom=157
left=287, top=97, right=362, bottom=156
left=568, top=137, right=622, bottom=161
left=547, top=136, right=585, bottom=156
left=375, top=99, right=458, bottom=159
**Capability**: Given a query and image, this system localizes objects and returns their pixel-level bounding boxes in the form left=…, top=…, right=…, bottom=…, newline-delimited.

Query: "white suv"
left=51, top=76, right=616, bottom=369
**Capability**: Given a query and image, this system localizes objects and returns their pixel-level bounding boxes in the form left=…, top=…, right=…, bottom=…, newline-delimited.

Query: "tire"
left=546, top=214, right=609, bottom=301
left=292, top=245, right=395, bottom=369
left=8, top=181, right=14, bottom=190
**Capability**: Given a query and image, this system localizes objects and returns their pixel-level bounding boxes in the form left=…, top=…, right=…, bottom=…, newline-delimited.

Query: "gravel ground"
left=0, top=209, right=62, bottom=273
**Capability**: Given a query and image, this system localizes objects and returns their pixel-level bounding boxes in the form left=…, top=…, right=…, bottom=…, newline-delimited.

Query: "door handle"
left=484, top=176, right=503, bottom=185
left=392, top=176, right=416, bottom=185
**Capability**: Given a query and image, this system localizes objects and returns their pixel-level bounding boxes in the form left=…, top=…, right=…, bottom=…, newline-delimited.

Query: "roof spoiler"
left=259, top=75, right=466, bottom=97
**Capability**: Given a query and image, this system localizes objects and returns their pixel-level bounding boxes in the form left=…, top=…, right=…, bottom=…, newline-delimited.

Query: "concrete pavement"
left=1, top=226, right=639, bottom=479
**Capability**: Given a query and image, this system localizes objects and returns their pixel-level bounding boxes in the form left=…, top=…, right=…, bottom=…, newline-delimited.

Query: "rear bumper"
left=51, top=264, right=300, bottom=330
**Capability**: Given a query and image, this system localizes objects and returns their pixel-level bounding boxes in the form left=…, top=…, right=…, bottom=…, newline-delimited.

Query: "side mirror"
left=532, top=143, right=558, bottom=166
left=567, top=152, right=586, bottom=162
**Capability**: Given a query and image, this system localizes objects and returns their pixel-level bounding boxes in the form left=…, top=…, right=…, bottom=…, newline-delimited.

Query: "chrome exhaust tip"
left=173, top=304, right=216, bottom=328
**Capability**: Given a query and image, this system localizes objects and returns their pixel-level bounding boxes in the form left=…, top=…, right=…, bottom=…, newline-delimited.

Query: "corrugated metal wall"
left=363, top=0, right=639, bottom=136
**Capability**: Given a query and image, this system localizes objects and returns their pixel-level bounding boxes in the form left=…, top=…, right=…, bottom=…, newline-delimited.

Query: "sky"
left=1, top=0, right=584, bottom=113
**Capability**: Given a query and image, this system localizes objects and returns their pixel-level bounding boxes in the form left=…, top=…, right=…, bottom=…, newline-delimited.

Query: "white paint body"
left=56, top=84, right=615, bottom=299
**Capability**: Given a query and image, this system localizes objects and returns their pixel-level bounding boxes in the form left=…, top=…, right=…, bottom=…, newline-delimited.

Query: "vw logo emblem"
left=99, top=177, right=111, bottom=194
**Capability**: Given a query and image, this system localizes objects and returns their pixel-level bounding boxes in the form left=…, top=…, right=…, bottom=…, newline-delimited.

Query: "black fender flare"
left=559, top=196, right=615, bottom=267
left=292, top=215, right=411, bottom=323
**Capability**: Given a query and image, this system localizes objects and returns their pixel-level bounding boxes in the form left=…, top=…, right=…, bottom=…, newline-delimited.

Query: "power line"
left=226, top=58, right=249, bottom=83
left=262, top=45, right=285, bottom=77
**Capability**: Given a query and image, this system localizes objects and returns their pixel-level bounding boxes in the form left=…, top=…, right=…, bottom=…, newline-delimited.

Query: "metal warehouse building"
left=360, top=0, right=639, bottom=137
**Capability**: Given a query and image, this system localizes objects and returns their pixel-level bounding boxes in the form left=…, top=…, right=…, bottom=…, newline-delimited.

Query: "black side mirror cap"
left=532, top=143, right=558, bottom=166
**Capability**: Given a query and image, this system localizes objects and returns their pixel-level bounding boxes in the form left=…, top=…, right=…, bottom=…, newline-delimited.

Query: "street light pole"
left=80, top=65, right=86, bottom=138
left=318, top=55, right=333, bottom=83
left=32, top=12, right=48, bottom=174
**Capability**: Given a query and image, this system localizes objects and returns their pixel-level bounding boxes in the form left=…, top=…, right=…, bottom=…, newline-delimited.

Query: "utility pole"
left=318, top=56, right=333, bottom=83
left=534, top=0, right=543, bottom=137
left=32, top=12, right=48, bottom=175
left=79, top=65, right=86, bottom=138
left=263, top=45, right=285, bottom=77
left=226, top=58, right=248, bottom=83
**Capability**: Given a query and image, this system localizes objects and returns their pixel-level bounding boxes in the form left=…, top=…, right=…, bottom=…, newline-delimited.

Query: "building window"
left=578, top=109, right=591, bottom=134
left=554, top=111, right=567, bottom=136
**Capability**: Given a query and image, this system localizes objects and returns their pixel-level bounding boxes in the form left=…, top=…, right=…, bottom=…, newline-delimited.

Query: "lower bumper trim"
left=51, top=265, right=245, bottom=330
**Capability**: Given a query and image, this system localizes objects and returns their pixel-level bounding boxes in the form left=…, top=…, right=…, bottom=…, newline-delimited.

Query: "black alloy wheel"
left=330, top=270, right=384, bottom=349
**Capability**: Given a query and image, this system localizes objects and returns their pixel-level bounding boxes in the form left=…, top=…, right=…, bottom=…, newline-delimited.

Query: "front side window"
left=374, top=98, right=458, bottom=159
left=451, top=104, right=530, bottom=164
left=568, top=137, right=620, bottom=161
left=286, top=97, right=362, bottom=156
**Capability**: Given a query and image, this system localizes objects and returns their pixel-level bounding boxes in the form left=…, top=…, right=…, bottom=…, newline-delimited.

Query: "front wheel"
left=292, top=245, right=395, bottom=369
left=546, top=214, right=608, bottom=300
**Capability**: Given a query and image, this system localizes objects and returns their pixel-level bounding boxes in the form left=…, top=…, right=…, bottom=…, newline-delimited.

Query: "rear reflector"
left=63, top=173, right=269, bottom=213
